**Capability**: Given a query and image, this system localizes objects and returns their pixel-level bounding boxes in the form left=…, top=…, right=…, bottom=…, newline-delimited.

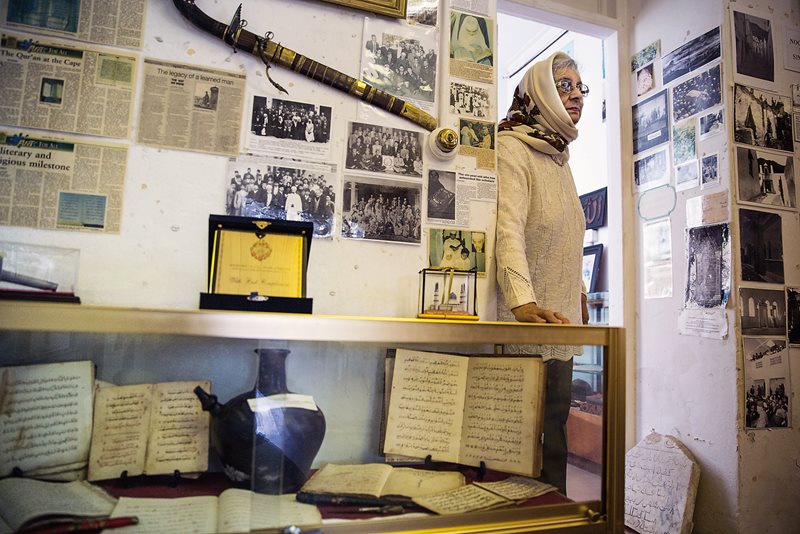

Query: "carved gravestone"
left=624, top=432, right=700, bottom=534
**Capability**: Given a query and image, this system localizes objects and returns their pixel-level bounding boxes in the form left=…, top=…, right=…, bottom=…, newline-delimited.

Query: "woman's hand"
left=581, top=293, right=590, bottom=324
left=512, top=303, right=570, bottom=324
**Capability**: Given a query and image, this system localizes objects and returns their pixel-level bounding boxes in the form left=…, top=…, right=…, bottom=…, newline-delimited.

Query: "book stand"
left=115, top=469, right=185, bottom=489
left=422, top=455, right=487, bottom=482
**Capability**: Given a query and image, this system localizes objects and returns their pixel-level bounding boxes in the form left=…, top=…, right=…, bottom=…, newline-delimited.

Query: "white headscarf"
left=497, top=51, right=579, bottom=163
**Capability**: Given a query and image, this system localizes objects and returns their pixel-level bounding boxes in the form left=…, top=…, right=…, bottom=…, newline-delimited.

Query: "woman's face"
left=556, top=67, right=584, bottom=125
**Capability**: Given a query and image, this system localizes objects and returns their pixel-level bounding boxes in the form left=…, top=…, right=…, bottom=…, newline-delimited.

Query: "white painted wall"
left=0, top=0, right=499, bottom=320
left=630, top=0, right=800, bottom=532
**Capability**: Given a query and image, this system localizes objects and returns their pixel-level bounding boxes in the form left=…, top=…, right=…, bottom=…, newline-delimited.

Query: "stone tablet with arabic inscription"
left=624, top=432, right=700, bottom=534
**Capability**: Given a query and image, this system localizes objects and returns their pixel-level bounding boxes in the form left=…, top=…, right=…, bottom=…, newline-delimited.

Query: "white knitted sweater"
left=495, top=135, right=585, bottom=361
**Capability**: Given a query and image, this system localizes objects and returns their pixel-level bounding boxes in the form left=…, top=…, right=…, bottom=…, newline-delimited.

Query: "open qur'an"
left=0, top=361, right=95, bottom=480
left=383, top=349, right=545, bottom=477
left=88, top=381, right=211, bottom=481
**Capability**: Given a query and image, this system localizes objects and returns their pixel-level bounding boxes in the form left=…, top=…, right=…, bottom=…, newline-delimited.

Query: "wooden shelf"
left=0, top=300, right=617, bottom=346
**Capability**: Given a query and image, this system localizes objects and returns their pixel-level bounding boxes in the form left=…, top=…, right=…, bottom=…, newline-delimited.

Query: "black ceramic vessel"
left=194, top=348, right=326, bottom=494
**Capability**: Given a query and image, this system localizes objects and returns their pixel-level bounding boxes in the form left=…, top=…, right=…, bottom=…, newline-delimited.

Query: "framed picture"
left=579, top=187, right=607, bottom=230
left=582, top=244, right=603, bottom=293
left=315, top=0, right=406, bottom=18
left=632, top=89, right=669, bottom=155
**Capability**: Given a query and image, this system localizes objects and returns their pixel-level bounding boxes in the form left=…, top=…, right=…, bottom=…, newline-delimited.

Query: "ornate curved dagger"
left=172, top=0, right=438, bottom=131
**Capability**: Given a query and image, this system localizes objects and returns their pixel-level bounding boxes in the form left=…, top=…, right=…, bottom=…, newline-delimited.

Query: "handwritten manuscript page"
left=88, top=384, right=153, bottom=481
left=379, top=467, right=465, bottom=498
left=88, top=380, right=210, bottom=480
left=0, top=360, right=94, bottom=479
left=217, top=489, right=322, bottom=532
left=383, top=349, right=469, bottom=464
left=412, top=484, right=511, bottom=515
left=144, top=381, right=210, bottom=475
left=461, top=357, right=543, bottom=476
left=108, top=495, right=218, bottom=533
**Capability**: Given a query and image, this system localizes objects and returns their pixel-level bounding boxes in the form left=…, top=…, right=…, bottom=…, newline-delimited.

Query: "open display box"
left=199, top=215, right=313, bottom=313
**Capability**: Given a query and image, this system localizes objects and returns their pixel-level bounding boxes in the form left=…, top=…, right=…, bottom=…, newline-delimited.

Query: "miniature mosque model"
left=417, top=268, right=478, bottom=320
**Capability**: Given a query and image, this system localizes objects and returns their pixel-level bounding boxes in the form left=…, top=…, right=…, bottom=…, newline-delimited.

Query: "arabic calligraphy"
left=0, top=362, right=94, bottom=475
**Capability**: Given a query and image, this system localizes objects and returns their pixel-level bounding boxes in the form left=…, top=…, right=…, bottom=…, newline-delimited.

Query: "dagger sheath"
left=172, top=0, right=438, bottom=131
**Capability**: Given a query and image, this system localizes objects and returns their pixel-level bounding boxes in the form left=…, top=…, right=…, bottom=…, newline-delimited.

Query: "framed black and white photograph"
left=361, top=17, right=438, bottom=109
left=739, top=287, right=787, bottom=335
left=341, top=174, right=421, bottom=243
left=345, top=121, right=423, bottom=177
left=246, top=96, right=333, bottom=160
left=735, top=146, right=796, bottom=209
left=428, top=228, right=486, bottom=274
left=701, top=153, right=720, bottom=189
left=672, top=64, right=722, bottom=121
left=427, top=169, right=456, bottom=222
left=632, top=89, right=669, bottom=155
left=662, top=26, right=720, bottom=85
left=732, top=10, right=774, bottom=85
left=787, top=287, right=800, bottom=346
left=699, top=108, right=724, bottom=139
left=792, top=84, right=800, bottom=107
left=743, top=337, right=790, bottom=429
left=226, top=156, right=337, bottom=238
left=634, top=148, right=669, bottom=192
left=733, top=84, right=794, bottom=153
left=672, top=120, right=696, bottom=166
left=739, top=208, right=784, bottom=284
left=449, top=82, right=491, bottom=118
left=675, top=161, right=699, bottom=191
left=685, top=223, right=730, bottom=308
left=582, top=244, right=603, bottom=293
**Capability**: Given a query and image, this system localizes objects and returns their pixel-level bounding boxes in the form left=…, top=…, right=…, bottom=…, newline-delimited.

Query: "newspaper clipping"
left=0, top=129, right=128, bottom=232
left=0, top=0, right=146, bottom=49
left=138, top=58, right=245, bottom=156
left=427, top=169, right=496, bottom=227
left=0, top=32, right=137, bottom=139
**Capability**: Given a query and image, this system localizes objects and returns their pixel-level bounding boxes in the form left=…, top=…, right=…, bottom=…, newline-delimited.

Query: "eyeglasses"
left=555, top=79, right=589, bottom=97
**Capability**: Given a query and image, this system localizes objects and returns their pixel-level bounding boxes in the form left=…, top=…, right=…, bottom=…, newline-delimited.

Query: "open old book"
left=383, top=349, right=545, bottom=477
left=296, top=462, right=465, bottom=505
left=0, top=360, right=95, bottom=481
left=412, top=475, right=557, bottom=515
left=0, top=478, right=117, bottom=534
left=107, top=489, right=322, bottom=533
left=88, top=381, right=211, bottom=481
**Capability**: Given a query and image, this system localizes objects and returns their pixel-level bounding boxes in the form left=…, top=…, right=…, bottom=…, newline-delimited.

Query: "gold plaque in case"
left=201, top=215, right=312, bottom=313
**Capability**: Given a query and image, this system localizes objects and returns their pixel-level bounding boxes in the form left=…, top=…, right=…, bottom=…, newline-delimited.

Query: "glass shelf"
left=0, top=301, right=625, bottom=533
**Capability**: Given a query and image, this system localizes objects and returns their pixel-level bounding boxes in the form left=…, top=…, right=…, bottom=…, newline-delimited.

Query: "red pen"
left=24, top=516, right=139, bottom=534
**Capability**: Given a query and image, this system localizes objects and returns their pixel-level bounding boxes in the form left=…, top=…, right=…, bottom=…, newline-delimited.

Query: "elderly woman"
left=495, top=51, right=590, bottom=495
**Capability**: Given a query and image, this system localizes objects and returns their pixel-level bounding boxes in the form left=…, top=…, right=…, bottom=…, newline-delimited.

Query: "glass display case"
left=0, top=301, right=624, bottom=533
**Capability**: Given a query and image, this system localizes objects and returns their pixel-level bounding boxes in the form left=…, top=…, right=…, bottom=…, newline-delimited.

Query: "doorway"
left=495, top=0, right=628, bottom=502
